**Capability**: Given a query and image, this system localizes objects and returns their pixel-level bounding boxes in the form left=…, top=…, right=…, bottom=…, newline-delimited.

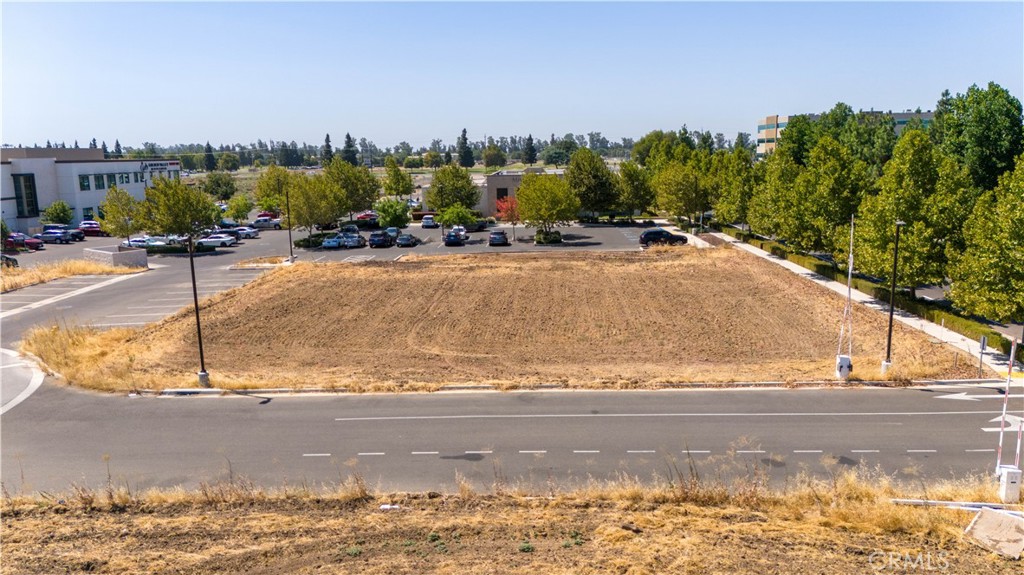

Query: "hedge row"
left=714, top=224, right=1022, bottom=362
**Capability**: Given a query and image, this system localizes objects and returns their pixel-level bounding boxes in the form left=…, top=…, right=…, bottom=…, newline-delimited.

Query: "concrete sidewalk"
left=711, top=232, right=1022, bottom=378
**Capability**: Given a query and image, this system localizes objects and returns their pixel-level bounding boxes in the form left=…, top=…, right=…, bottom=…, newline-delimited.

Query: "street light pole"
left=188, top=237, right=209, bottom=387
left=882, top=220, right=905, bottom=375
left=285, top=181, right=294, bottom=262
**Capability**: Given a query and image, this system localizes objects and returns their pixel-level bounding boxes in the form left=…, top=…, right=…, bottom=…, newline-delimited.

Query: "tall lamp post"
left=285, top=181, right=294, bottom=262
left=881, top=220, right=906, bottom=375
left=188, top=235, right=209, bottom=387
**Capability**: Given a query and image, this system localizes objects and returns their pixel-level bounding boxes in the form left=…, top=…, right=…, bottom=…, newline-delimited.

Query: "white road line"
left=573, top=450, right=600, bottom=454
left=0, top=349, right=45, bottom=415
left=851, top=450, right=880, bottom=453
left=334, top=410, right=1002, bottom=422
left=165, top=291, right=220, bottom=295
left=793, top=450, right=823, bottom=453
left=965, top=449, right=995, bottom=453
left=107, top=313, right=171, bottom=317
left=147, top=298, right=192, bottom=302
left=125, top=305, right=183, bottom=309
left=465, top=450, right=493, bottom=454
left=519, top=450, right=547, bottom=454
left=736, top=450, right=766, bottom=454
left=683, top=450, right=711, bottom=454
left=627, top=450, right=656, bottom=454
left=907, top=450, right=937, bottom=453
left=0, top=362, right=28, bottom=369
left=357, top=452, right=385, bottom=456
left=411, top=451, right=438, bottom=455
left=303, top=453, right=331, bottom=457
left=89, top=322, right=149, bottom=327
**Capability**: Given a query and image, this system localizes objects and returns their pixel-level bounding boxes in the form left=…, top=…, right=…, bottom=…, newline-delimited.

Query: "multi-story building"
left=756, top=110, right=934, bottom=159
left=1, top=147, right=181, bottom=233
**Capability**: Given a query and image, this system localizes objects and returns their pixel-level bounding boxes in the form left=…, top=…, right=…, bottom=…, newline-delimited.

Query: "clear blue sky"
left=3, top=1, right=1022, bottom=150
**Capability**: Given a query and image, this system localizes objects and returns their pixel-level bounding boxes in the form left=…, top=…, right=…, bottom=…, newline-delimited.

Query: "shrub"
left=293, top=232, right=332, bottom=248
left=518, top=541, right=534, bottom=553
left=535, top=230, right=562, bottom=245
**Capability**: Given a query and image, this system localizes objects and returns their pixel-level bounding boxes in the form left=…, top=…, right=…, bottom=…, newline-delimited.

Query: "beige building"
left=757, top=110, right=934, bottom=158
left=481, top=167, right=565, bottom=217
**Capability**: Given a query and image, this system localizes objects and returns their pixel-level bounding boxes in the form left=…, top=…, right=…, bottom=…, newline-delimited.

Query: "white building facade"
left=1, top=148, right=180, bottom=233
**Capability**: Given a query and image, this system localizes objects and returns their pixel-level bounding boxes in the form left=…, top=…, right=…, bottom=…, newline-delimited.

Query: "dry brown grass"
left=234, top=255, right=288, bottom=267
left=2, top=467, right=1019, bottom=574
left=1, top=259, right=141, bottom=293
left=22, top=250, right=987, bottom=392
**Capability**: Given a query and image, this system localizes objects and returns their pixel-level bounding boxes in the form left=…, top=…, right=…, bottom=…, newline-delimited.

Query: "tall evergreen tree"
left=322, top=133, right=334, bottom=165
left=113, top=140, right=123, bottom=159
left=444, top=149, right=453, bottom=165
left=566, top=148, right=617, bottom=217
left=74, top=140, right=80, bottom=149
left=204, top=142, right=216, bottom=171
left=101, top=141, right=109, bottom=158
left=89, top=138, right=97, bottom=149
left=456, top=129, right=475, bottom=168
left=523, top=134, right=537, bottom=165
left=341, top=133, right=358, bottom=166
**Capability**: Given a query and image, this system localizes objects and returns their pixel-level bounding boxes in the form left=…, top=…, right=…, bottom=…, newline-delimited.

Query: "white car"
left=234, top=226, right=260, bottom=239
left=121, top=237, right=166, bottom=249
left=196, top=234, right=237, bottom=248
left=146, top=234, right=188, bottom=246
left=451, top=225, right=469, bottom=240
left=251, top=217, right=282, bottom=230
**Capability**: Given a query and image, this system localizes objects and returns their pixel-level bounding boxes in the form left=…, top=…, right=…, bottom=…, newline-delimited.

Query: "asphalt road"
left=2, top=223, right=1021, bottom=494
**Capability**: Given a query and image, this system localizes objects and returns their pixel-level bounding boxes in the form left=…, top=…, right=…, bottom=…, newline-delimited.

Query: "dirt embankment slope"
left=28, top=249, right=980, bottom=391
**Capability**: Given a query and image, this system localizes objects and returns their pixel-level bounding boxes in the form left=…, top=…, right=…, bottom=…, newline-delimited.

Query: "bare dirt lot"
left=27, top=248, right=982, bottom=391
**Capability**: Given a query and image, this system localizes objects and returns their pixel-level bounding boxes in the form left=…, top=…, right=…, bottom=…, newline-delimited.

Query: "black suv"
left=368, top=230, right=393, bottom=248
left=488, top=230, right=510, bottom=246
left=639, top=227, right=688, bottom=247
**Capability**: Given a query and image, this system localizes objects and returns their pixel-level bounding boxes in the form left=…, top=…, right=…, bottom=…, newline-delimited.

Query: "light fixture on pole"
left=881, top=220, right=906, bottom=375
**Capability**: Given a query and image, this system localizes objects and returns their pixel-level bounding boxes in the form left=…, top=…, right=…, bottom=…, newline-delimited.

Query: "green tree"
left=143, top=177, right=219, bottom=242
left=949, top=154, right=1024, bottom=323
left=516, top=173, right=580, bottom=233
left=112, top=140, right=123, bottom=159
left=203, top=172, right=237, bottom=201
left=653, top=161, right=702, bottom=224
left=40, top=200, right=74, bottom=225
left=456, top=128, right=475, bottom=168
left=254, top=164, right=291, bottom=213
left=382, top=156, right=414, bottom=198
left=403, top=156, right=424, bottom=169
left=566, top=148, right=617, bottom=218
left=854, top=131, right=944, bottom=292
left=934, top=81, right=1024, bottom=191
left=483, top=145, right=507, bottom=169
left=792, top=136, right=872, bottom=254
left=288, top=174, right=334, bottom=231
left=435, top=203, right=477, bottom=229
left=226, top=193, right=255, bottom=223
left=540, top=136, right=578, bottom=168
left=323, top=158, right=379, bottom=216
left=423, top=150, right=442, bottom=169
left=375, top=197, right=412, bottom=228
left=322, top=133, right=334, bottom=165
left=839, top=111, right=897, bottom=178
left=774, top=114, right=817, bottom=166
left=523, top=134, right=537, bottom=165
left=217, top=152, right=240, bottom=172
left=425, top=164, right=479, bottom=211
left=747, top=150, right=801, bottom=237
left=616, top=161, right=655, bottom=220
left=341, top=133, right=358, bottom=166
left=203, top=142, right=216, bottom=172
left=99, top=186, right=146, bottom=239
left=712, top=147, right=755, bottom=225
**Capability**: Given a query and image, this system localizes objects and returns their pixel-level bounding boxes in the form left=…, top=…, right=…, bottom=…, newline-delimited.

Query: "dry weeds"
left=1, top=259, right=141, bottom=293
left=2, top=467, right=1019, bottom=574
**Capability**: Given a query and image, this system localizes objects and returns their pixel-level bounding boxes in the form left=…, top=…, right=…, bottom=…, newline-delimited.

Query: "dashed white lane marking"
left=303, top=453, right=331, bottom=457
left=107, top=313, right=171, bottom=317
left=519, top=450, right=547, bottom=454
left=465, top=450, right=493, bottom=454
left=90, top=322, right=149, bottom=327
left=965, top=449, right=995, bottom=453
left=0, top=362, right=28, bottom=369
left=907, top=449, right=937, bottom=453
left=736, top=450, right=766, bottom=454
left=358, top=452, right=385, bottom=456
left=793, top=450, right=823, bottom=453
left=0, top=273, right=143, bottom=319
left=685, top=450, right=711, bottom=454
left=573, top=450, right=600, bottom=454
left=627, top=450, right=656, bottom=454
left=411, top=451, right=438, bottom=455
left=851, top=450, right=880, bottom=453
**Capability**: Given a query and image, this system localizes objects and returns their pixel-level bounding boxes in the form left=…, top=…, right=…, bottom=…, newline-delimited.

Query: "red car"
left=256, top=211, right=279, bottom=219
left=355, top=211, right=378, bottom=221
left=78, top=220, right=110, bottom=237
left=6, top=233, right=44, bottom=251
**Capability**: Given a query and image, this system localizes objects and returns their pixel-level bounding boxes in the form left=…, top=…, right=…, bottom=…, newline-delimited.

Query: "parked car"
left=196, top=234, right=237, bottom=248
left=341, top=233, right=367, bottom=249
left=468, top=219, right=489, bottom=232
left=385, top=227, right=400, bottom=240
left=251, top=217, right=283, bottom=230
left=396, top=233, right=420, bottom=247
left=234, top=226, right=259, bottom=239
left=444, top=231, right=465, bottom=246
left=340, top=224, right=359, bottom=234
left=44, top=223, right=85, bottom=242
left=355, top=210, right=378, bottom=221
left=488, top=230, right=510, bottom=246
left=6, top=233, right=44, bottom=251
left=146, top=234, right=188, bottom=246
left=34, top=229, right=73, bottom=244
left=121, top=237, right=167, bottom=249
left=322, top=233, right=344, bottom=249
left=639, top=227, right=688, bottom=247
left=451, top=225, right=469, bottom=241
left=421, top=215, right=439, bottom=228
left=368, top=230, right=394, bottom=248
left=1, top=254, right=18, bottom=268
left=78, top=220, right=109, bottom=237
left=256, top=211, right=279, bottom=219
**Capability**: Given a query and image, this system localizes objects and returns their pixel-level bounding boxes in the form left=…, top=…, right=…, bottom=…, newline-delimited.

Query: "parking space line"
left=358, top=452, right=385, bottom=456
left=519, top=450, right=547, bottom=454
left=303, top=453, right=331, bottom=457
left=793, top=450, right=823, bottom=453
left=851, top=450, right=879, bottom=453
left=907, top=450, right=937, bottom=453
left=965, top=449, right=995, bottom=453
left=573, top=450, right=600, bottom=454
left=465, top=450, right=493, bottom=454
left=0, top=273, right=143, bottom=319
left=736, top=450, right=766, bottom=454
left=684, top=450, right=711, bottom=454
left=411, top=451, right=439, bottom=455
left=627, top=450, right=656, bottom=454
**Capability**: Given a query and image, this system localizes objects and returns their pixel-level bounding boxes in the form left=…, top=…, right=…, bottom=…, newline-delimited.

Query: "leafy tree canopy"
left=425, top=164, right=479, bottom=212
left=374, top=197, right=412, bottom=228
left=143, top=177, right=219, bottom=240
left=516, top=173, right=580, bottom=233
left=99, top=186, right=146, bottom=239
left=40, top=200, right=74, bottom=225
left=566, top=147, right=617, bottom=216
left=204, top=172, right=237, bottom=201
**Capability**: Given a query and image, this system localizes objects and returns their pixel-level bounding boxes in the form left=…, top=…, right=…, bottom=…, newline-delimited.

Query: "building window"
left=79, top=175, right=91, bottom=191
left=133, top=172, right=140, bottom=183
left=94, top=174, right=105, bottom=189
left=83, top=207, right=94, bottom=220
left=497, top=188, right=508, bottom=200
left=12, top=174, right=40, bottom=218
left=119, top=173, right=129, bottom=184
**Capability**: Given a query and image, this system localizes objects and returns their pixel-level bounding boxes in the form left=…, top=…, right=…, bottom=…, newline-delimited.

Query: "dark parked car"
left=341, top=233, right=367, bottom=249
left=395, top=233, right=420, bottom=247
left=44, top=223, right=85, bottom=242
left=488, top=230, right=510, bottom=246
left=443, top=231, right=465, bottom=247
left=368, top=230, right=394, bottom=248
left=34, top=229, right=73, bottom=244
left=639, top=227, right=688, bottom=247
left=6, top=233, right=44, bottom=251
left=340, top=224, right=359, bottom=234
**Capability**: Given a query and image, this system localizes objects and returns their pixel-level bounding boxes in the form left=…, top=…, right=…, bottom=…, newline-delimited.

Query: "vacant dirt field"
left=26, top=248, right=981, bottom=391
